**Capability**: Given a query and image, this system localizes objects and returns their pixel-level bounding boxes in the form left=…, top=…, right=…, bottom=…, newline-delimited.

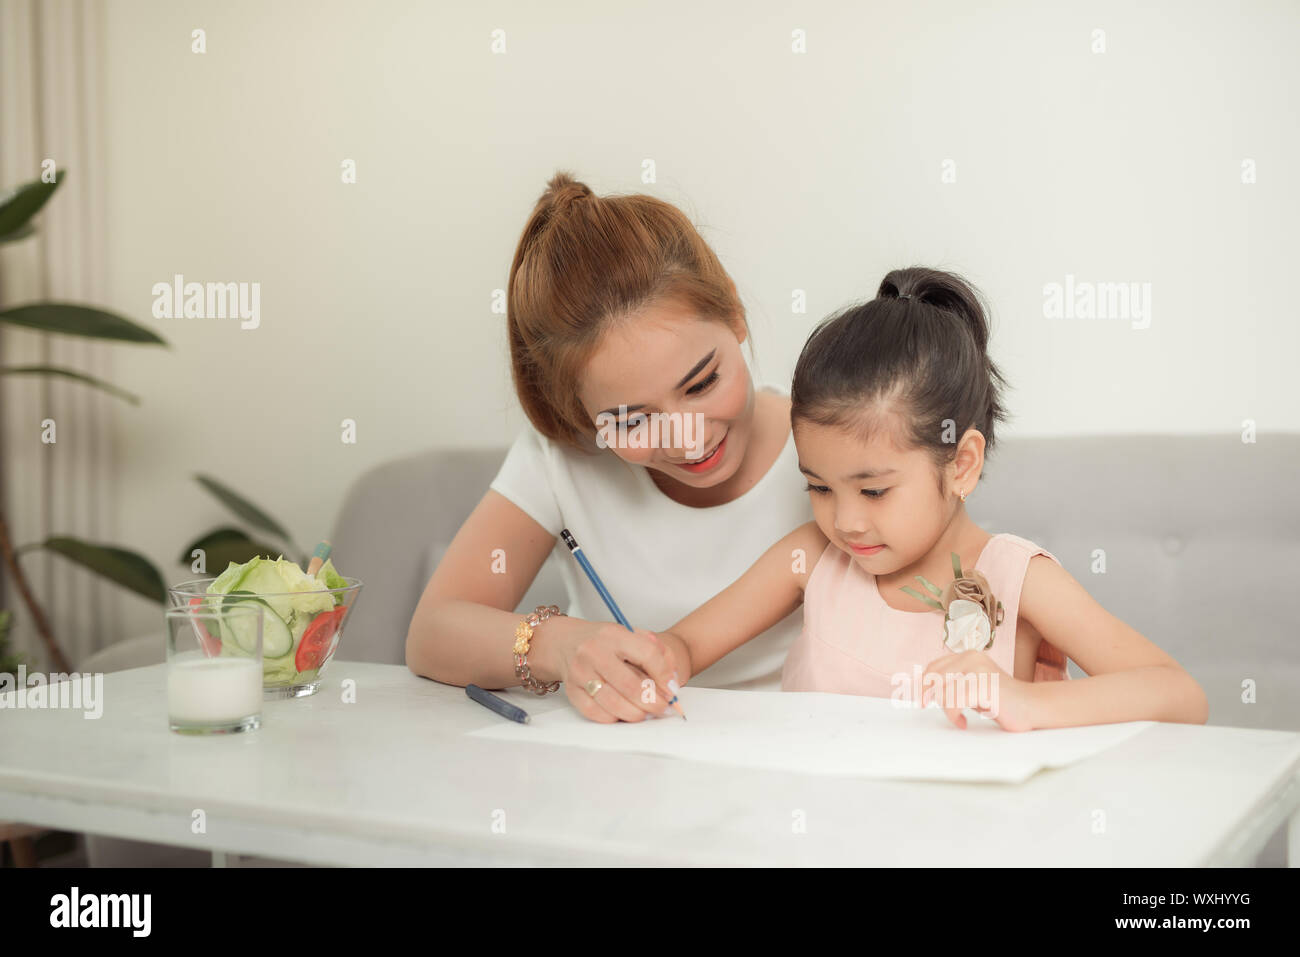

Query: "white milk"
left=167, top=656, right=262, bottom=724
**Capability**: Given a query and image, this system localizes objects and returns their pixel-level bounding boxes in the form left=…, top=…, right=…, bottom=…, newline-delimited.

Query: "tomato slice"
left=323, top=605, right=349, bottom=661
left=189, top=596, right=224, bottom=657
left=296, top=606, right=347, bottom=672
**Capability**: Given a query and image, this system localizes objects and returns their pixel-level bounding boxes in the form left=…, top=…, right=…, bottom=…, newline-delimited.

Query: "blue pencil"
left=559, top=528, right=685, bottom=719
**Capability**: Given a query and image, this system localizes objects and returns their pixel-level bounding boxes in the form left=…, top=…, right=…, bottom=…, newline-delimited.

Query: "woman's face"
left=576, top=298, right=755, bottom=489
left=793, top=416, right=959, bottom=575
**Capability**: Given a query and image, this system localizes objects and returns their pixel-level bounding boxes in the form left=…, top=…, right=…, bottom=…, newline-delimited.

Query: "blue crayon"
left=466, top=683, right=530, bottom=724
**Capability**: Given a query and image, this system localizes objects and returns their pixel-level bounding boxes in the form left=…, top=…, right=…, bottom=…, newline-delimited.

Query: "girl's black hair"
left=790, top=266, right=1008, bottom=479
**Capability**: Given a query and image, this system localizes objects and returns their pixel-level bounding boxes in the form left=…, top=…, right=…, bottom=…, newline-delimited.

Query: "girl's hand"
left=556, top=621, right=681, bottom=723
left=918, top=650, right=1036, bottom=733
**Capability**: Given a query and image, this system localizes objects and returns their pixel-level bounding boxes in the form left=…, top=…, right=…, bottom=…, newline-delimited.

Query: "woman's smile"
left=673, top=430, right=728, bottom=474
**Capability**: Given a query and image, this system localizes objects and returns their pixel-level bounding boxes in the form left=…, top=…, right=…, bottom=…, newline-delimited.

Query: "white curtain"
left=0, top=0, right=120, bottom=669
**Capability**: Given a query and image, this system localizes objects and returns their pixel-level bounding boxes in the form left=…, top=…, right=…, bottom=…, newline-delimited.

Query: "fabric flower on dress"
left=900, top=552, right=1005, bottom=652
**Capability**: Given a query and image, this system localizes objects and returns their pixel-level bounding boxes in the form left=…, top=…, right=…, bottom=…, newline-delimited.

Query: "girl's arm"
left=657, top=522, right=828, bottom=681
left=1016, top=555, right=1209, bottom=728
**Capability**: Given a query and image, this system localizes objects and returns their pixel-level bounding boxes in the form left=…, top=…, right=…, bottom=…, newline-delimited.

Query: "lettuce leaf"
left=314, top=557, right=348, bottom=605
left=209, top=556, right=258, bottom=595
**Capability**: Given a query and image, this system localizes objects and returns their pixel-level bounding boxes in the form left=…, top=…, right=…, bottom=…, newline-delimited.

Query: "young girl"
left=654, top=267, right=1208, bottom=732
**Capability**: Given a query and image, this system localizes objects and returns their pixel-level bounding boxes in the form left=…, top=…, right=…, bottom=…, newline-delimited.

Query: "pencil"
left=559, top=528, right=686, bottom=719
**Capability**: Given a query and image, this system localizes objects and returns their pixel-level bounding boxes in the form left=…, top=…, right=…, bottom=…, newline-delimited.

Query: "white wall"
left=98, top=0, right=1299, bottom=641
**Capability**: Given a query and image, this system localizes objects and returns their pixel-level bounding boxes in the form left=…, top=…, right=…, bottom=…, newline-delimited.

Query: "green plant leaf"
left=0, top=171, right=64, bottom=241
left=0, top=609, right=26, bottom=677
left=179, top=527, right=283, bottom=571
left=193, top=474, right=297, bottom=549
left=0, top=223, right=34, bottom=245
left=39, top=536, right=166, bottom=604
left=0, top=365, right=140, bottom=404
left=0, top=303, right=166, bottom=345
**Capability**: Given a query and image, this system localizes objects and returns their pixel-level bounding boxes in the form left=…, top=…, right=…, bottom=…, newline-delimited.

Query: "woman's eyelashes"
left=686, top=369, right=719, bottom=395
left=803, top=483, right=887, bottom=498
left=610, top=369, right=721, bottom=425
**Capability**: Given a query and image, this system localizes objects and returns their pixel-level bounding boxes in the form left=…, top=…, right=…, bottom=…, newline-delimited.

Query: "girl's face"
left=576, top=298, right=755, bottom=489
left=793, top=416, right=961, bottom=575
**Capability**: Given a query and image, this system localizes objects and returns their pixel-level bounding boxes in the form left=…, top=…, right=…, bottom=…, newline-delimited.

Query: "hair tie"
left=898, top=294, right=912, bottom=301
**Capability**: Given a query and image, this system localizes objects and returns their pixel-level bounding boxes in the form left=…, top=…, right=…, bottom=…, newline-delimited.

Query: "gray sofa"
left=80, top=433, right=1300, bottom=865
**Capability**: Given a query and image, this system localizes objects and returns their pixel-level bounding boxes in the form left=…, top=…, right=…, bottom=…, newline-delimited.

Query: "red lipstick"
left=677, top=433, right=727, bottom=474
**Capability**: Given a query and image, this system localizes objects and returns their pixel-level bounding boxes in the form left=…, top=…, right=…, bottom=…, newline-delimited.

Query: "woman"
left=405, top=172, right=811, bottom=722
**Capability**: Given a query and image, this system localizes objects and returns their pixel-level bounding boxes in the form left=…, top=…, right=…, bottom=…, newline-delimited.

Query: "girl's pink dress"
left=782, top=532, right=1071, bottom=695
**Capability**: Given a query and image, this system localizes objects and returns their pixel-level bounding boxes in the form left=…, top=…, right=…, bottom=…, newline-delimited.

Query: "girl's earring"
left=958, top=489, right=967, bottom=503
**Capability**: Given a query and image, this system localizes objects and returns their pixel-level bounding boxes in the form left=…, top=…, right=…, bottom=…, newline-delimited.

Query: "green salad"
left=205, top=556, right=349, bottom=685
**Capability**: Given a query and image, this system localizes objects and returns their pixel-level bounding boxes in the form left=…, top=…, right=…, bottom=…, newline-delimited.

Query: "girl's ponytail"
left=880, top=268, right=992, bottom=357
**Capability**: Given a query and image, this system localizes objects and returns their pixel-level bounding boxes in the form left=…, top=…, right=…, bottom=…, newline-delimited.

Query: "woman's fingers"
left=599, top=631, right=678, bottom=717
left=576, top=661, right=655, bottom=722
left=564, top=624, right=680, bottom=722
left=571, top=637, right=661, bottom=722
left=565, top=667, right=622, bottom=723
left=577, top=629, right=676, bottom=721
left=614, top=628, right=679, bottom=708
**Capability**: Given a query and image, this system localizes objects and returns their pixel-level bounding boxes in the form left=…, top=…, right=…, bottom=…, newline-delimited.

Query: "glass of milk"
left=165, top=601, right=264, bottom=734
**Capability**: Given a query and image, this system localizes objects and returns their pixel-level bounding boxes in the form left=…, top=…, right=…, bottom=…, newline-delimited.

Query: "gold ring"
left=584, top=679, right=603, bottom=697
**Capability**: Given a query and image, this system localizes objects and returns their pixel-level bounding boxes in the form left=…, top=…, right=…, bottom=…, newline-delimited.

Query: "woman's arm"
left=1017, top=555, right=1209, bottom=728
left=405, top=490, right=680, bottom=722
left=657, top=522, right=827, bottom=680
left=406, top=489, right=567, bottom=687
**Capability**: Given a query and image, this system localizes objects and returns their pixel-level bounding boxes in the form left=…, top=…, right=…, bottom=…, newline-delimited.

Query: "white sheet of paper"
left=468, top=687, right=1155, bottom=783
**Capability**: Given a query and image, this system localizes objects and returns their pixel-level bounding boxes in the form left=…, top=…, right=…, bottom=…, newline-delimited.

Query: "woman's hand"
left=554, top=620, right=682, bottom=723
left=918, top=650, right=1036, bottom=733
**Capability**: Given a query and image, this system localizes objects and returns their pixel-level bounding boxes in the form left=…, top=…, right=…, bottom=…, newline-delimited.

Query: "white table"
left=1, top=662, right=1297, bottom=866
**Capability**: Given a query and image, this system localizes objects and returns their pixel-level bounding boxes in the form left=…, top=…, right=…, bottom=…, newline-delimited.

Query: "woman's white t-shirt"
left=488, top=386, right=812, bottom=691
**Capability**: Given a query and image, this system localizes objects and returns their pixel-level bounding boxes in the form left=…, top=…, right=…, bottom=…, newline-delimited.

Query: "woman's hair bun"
left=542, top=171, right=593, bottom=213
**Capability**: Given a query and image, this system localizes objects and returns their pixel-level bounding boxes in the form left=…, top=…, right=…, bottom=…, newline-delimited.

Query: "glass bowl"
left=167, top=576, right=362, bottom=698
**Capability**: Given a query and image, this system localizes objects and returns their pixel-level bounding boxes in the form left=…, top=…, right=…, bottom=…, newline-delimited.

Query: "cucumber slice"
left=220, top=593, right=293, bottom=657
left=258, top=606, right=293, bottom=658
left=219, top=591, right=260, bottom=653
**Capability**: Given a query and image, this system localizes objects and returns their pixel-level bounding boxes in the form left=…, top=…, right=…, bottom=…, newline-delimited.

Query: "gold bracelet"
left=512, top=604, right=563, bottom=695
